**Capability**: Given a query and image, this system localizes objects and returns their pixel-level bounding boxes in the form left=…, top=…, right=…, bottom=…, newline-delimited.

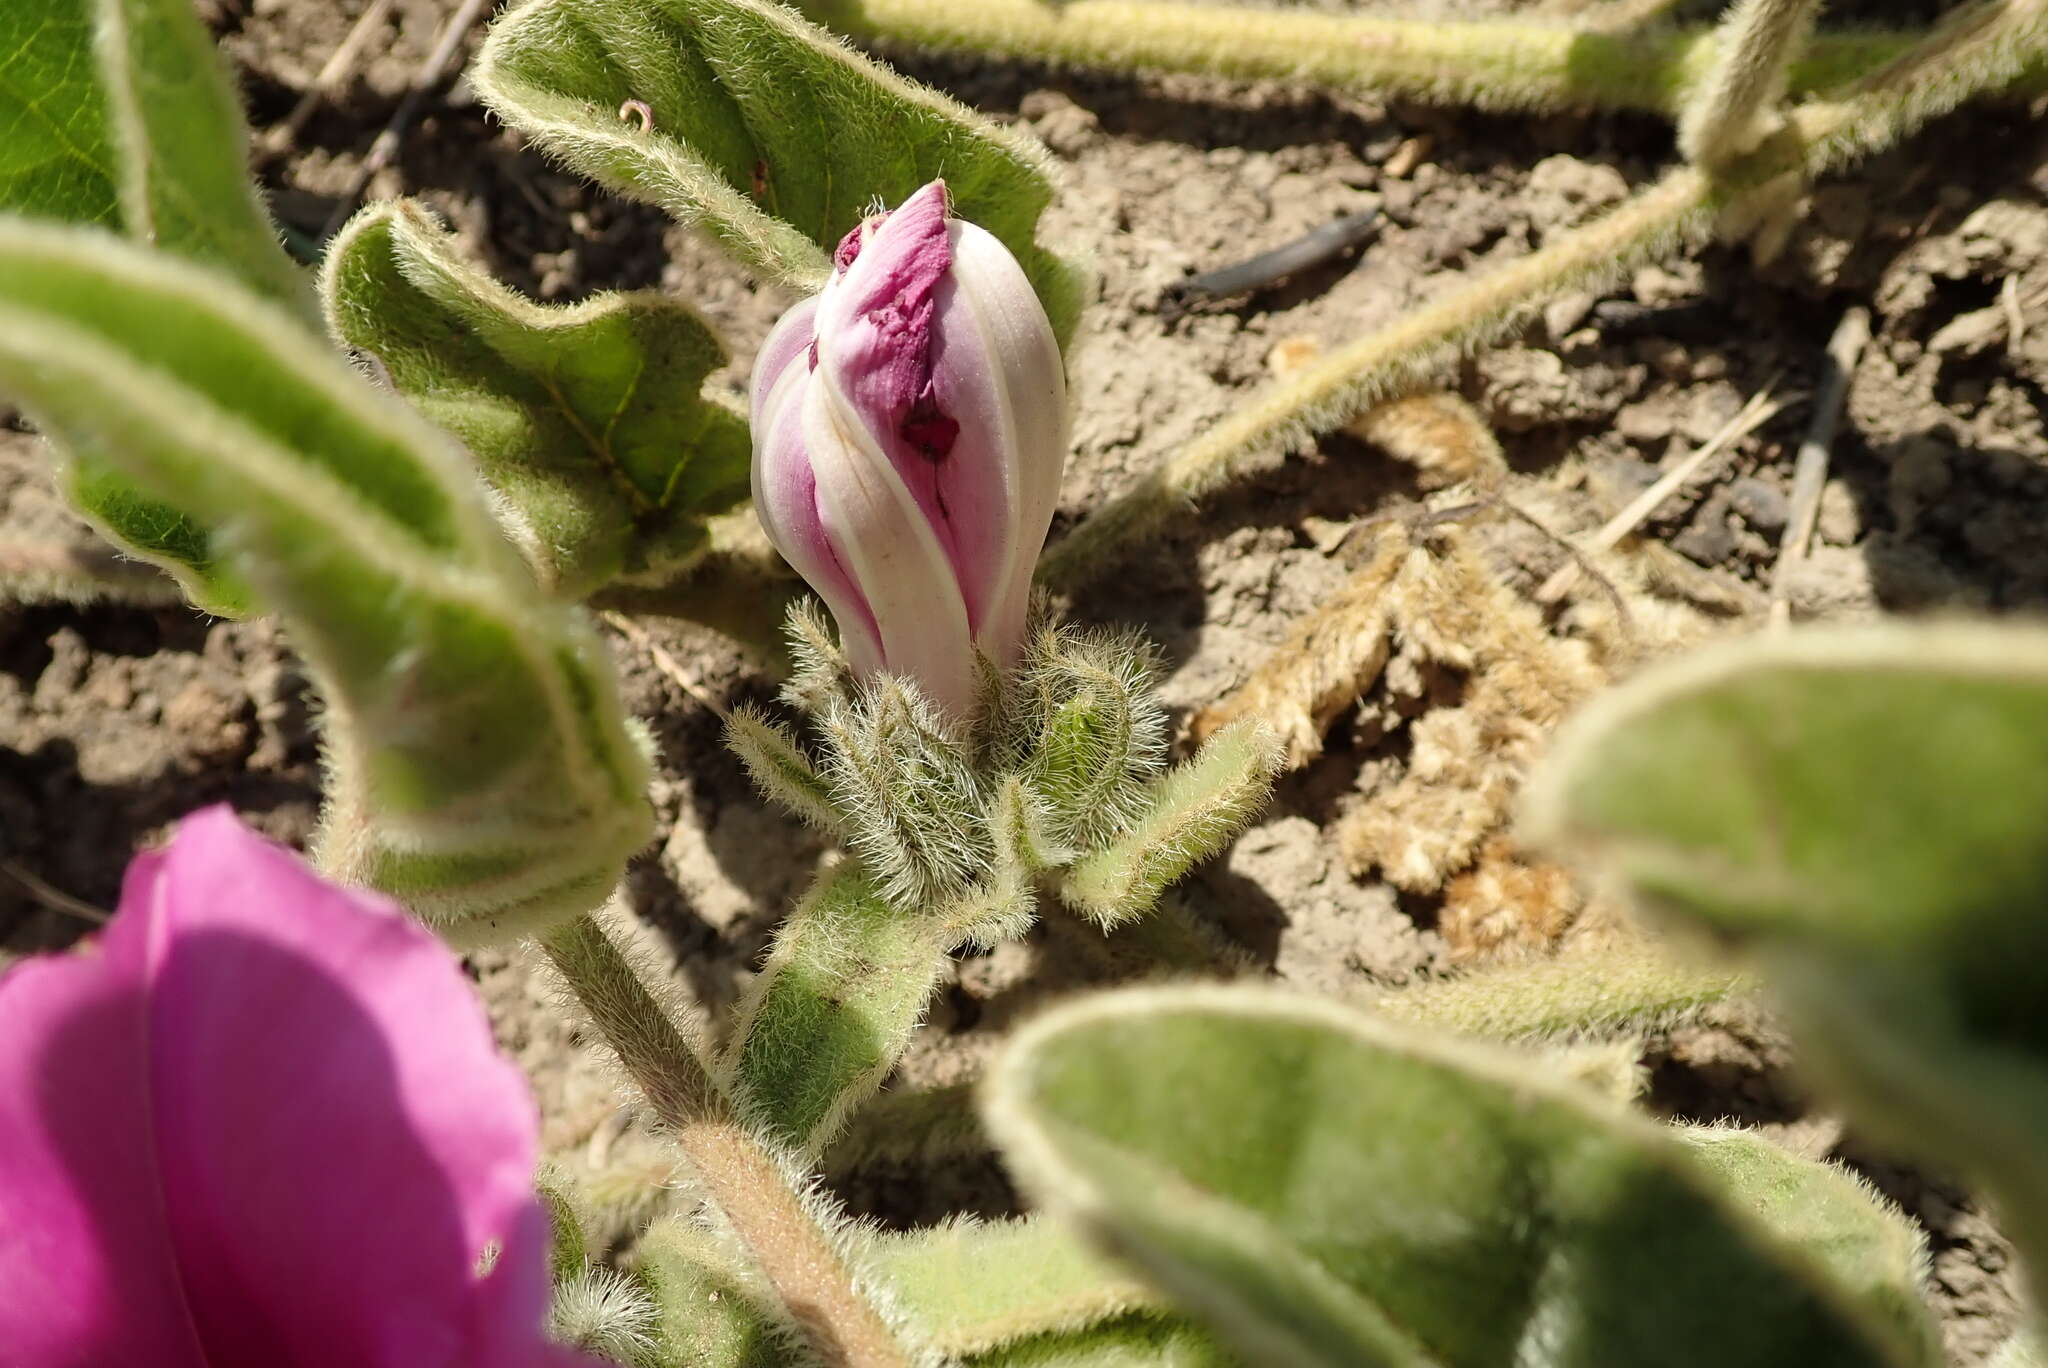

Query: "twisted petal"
left=803, top=357, right=978, bottom=713
left=0, top=807, right=593, bottom=1368
left=751, top=295, right=885, bottom=673
left=926, top=218, right=1067, bottom=664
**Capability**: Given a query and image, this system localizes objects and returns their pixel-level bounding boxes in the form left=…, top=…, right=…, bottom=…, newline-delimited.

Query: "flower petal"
left=752, top=352, right=886, bottom=673
left=0, top=808, right=588, bottom=1368
left=748, top=293, right=819, bottom=433
left=0, top=904, right=208, bottom=1366
left=927, top=218, right=1068, bottom=662
left=803, top=364, right=979, bottom=715
left=811, top=182, right=966, bottom=569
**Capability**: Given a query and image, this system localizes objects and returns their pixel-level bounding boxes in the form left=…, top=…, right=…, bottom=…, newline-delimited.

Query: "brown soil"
left=2, top=0, right=2042, bottom=1360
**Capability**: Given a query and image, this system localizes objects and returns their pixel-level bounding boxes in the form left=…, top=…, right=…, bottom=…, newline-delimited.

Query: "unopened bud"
left=750, top=181, right=1068, bottom=718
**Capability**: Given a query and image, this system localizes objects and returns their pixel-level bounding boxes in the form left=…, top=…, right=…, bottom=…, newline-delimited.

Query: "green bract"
left=721, top=611, right=1282, bottom=1152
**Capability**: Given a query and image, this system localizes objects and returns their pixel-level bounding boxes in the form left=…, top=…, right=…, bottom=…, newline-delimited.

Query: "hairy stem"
left=1678, top=0, right=1823, bottom=167
left=833, top=1, right=1933, bottom=114
left=541, top=911, right=917, bottom=1368
left=1040, top=0, right=2048, bottom=590
left=542, top=911, right=725, bottom=1125
left=1040, top=167, right=1713, bottom=589
left=677, top=1117, right=917, bottom=1368
left=1796, top=0, right=2048, bottom=169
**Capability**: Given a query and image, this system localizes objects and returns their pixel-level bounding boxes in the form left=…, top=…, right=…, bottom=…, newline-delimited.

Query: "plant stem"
left=1795, top=0, right=2048, bottom=170
left=675, top=1116, right=916, bottom=1368
left=1039, top=0, right=2048, bottom=591
left=835, top=1, right=1929, bottom=114
left=542, top=911, right=724, bottom=1125
left=1678, top=0, right=1823, bottom=167
left=1039, top=167, right=1713, bottom=590
left=541, top=911, right=917, bottom=1368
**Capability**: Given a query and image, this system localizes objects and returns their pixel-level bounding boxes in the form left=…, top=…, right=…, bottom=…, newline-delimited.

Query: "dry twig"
left=1769, top=306, right=1870, bottom=629
left=260, top=0, right=399, bottom=156
left=602, top=610, right=731, bottom=720
left=318, top=0, right=498, bottom=241
left=1535, top=379, right=1796, bottom=605
left=0, top=860, right=108, bottom=925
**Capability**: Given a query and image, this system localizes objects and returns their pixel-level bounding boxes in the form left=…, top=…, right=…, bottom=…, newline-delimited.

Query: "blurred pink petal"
left=0, top=807, right=599, bottom=1368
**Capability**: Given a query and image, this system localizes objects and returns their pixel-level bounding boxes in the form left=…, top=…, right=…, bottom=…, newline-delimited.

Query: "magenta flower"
left=0, top=807, right=598, bottom=1368
left=751, top=180, right=1069, bottom=718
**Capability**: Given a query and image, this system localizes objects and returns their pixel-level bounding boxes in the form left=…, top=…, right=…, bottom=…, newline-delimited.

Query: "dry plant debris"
left=1192, top=337, right=1792, bottom=958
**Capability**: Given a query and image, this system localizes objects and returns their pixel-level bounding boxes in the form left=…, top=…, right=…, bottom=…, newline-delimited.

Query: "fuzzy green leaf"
left=0, top=0, right=302, bottom=303
left=967, top=1314, right=1236, bottom=1368
left=1676, top=1127, right=1940, bottom=1365
left=4, top=0, right=309, bottom=609
left=1000, top=625, right=1168, bottom=852
left=984, top=985, right=1912, bottom=1368
left=720, top=859, right=956, bottom=1151
left=636, top=1217, right=789, bottom=1368
left=1525, top=622, right=2048, bottom=1310
left=0, top=221, right=649, bottom=944
left=536, top=1163, right=593, bottom=1285
left=726, top=702, right=840, bottom=832
left=870, top=1218, right=1158, bottom=1358
left=1057, top=721, right=1281, bottom=927
left=0, top=4, right=119, bottom=227
left=471, top=0, right=1087, bottom=344
left=1371, top=936, right=1754, bottom=1044
left=322, top=200, right=750, bottom=599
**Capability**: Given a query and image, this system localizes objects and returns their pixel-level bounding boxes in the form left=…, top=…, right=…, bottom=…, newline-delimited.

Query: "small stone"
left=1671, top=507, right=1738, bottom=568
left=1543, top=291, right=1595, bottom=343
left=1727, top=477, right=1789, bottom=534
left=1816, top=479, right=1861, bottom=545
left=1630, top=262, right=1701, bottom=307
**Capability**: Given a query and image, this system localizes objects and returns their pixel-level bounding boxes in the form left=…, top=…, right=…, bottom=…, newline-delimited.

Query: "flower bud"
left=750, top=181, right=1068, bottom=718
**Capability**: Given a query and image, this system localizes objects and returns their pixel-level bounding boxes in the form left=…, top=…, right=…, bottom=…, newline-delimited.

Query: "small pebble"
left=1727, top=477, right=1789, bottom=534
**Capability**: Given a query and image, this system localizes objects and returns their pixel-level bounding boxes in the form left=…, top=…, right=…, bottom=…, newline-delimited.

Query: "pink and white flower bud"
left=750, top=180, right=1068, bottom=718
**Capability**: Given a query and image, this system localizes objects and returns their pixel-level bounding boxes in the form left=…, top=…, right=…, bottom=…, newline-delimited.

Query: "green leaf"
left=1, top=0, right=300, bottom=307
left=1675, top=1127, right=1940, bottom=1366
left=869, top=1217, right=1158, bottom=1358
left=967, top=1314, right=1237, bottom=1368
left=636, top=1216, right=789, bottom=1368
left=322, top=200, right=751, bottom=599
left=1371, top=935, right=1753, bottom=1043
left=1057, top=721, right=1282, bottom=927
left=726, top=701, right=840, bottom=832
left=984, top=985, right=1913, bottom=1368
left=4, top=0, right=311, bottom=608
left=1524, top=622, right=2048, bottom=1309
left=535, top=1162, right=593, bottom=1284
left=0, top=3, right=118, bottom=227
left=90, top=0, right=307, bottom=308
left=470, top=0, right=1088, bottom=344
left=0, top=220, right=649, bottom=944
left=719, top=859, right=956, bottom=1151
